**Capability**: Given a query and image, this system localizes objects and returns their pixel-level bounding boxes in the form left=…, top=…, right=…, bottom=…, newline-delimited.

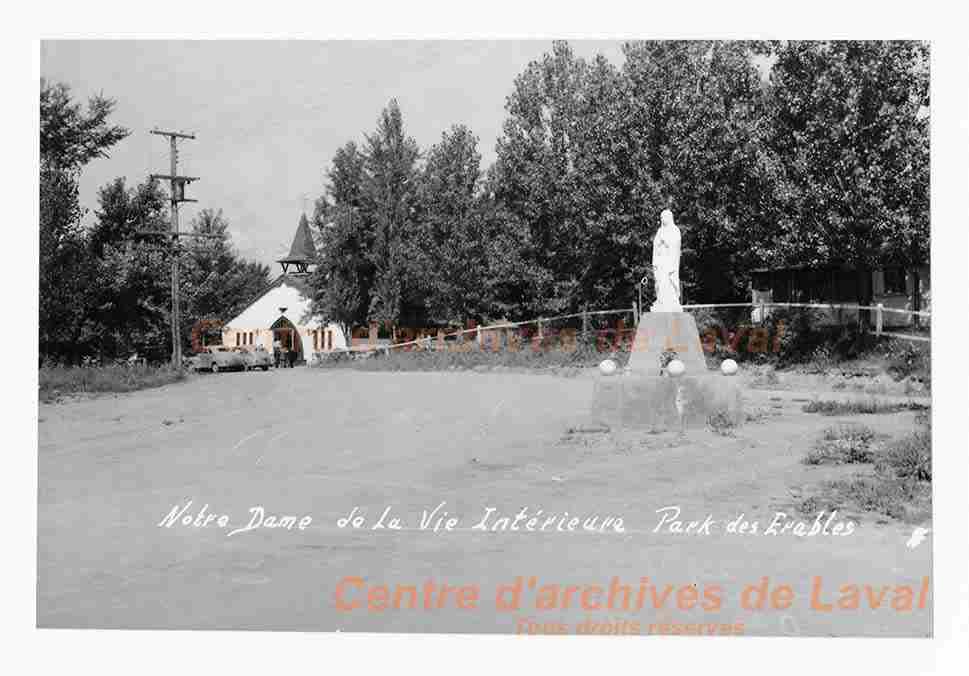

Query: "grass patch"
left=707, top=409, right=738, bottom=436
left=314, top=341, right=627, bottom=373
left=877, top=414, right=932, bottom=482
left=749, top=365, right=780, bottom=388
left=799, top=410, right=931, bottom=522
left=803, top=424, right=878, bottom=465
left=822, top=476, right=931, bottom=522
left=39, top=363, right=186, bottom=403
left=802, top=398, right=928, bottom=416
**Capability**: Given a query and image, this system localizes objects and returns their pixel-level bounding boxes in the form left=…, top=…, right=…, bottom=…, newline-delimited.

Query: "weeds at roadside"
left=39, top=363, right=186, bottom=403
left=803, top=424, right=878, bottom=465
left=823, top=476, right=931, bottom=522
left=707, top=409, right=738, bottom=436
left=877, top=412, right=931, bottom=482
left=314, top=340, right=629, bottom=374
left=744, top=408, right=778, bottom=424
left=797, top=409, right=932, bottom=522
left=802, top=398, right=928, bottom=416
left=796, top=494, right=843, bottom=518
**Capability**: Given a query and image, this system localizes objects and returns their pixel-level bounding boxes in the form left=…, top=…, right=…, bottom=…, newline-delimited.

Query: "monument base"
left=591, top=372, right=743, bottom=431
left=589, top=310, right=741, bottom=432
left=626, top=311, right=708, bottom=375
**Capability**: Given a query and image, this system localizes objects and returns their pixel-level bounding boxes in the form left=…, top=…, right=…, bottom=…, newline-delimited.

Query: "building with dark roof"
left=750, top=264, right=930, bottom=327
left=221, top=214, right=346, bottom=363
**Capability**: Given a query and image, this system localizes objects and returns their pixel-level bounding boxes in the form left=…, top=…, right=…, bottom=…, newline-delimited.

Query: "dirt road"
left=37, top=368, right=932, bottom=636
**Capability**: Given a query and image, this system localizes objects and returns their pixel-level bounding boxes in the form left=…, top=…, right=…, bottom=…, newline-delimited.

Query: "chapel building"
left=221, top=214, right=346, bottom=363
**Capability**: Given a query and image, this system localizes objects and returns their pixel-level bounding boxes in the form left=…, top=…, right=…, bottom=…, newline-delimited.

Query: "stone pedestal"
left=627, top=312, right=707, bottom=375
left=591, top=372, right=743, bottom=431
left=591, top=312, right=742, bottom=431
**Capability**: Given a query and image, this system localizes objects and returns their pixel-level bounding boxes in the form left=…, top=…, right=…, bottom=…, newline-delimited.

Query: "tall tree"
left=308, top=142, right=373, bottom=342
left=39, top=167, right=89, bottom=360
left=360, top=100, right=422, bottom=329
left=620, top=40, right=780, bottom=303
left=39, top=79, right=129, bottom=361
left=181, top=208, right=271, bottom=347
left=40, top=79, right=129, bottom=172
left=85, top=178, right=171, bottom=359
left=491, top=41, right=597, bottom=314
left=411, top=124, right=484, bottom=323
left=764, top=40, right=930, bottom=305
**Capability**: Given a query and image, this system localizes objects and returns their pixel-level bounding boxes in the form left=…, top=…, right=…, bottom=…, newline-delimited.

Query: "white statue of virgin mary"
left=650, top=209, right=682, bottom=312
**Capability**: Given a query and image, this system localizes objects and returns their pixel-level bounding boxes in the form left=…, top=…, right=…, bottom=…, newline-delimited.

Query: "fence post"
left=875, top=303, right=884, bottom=337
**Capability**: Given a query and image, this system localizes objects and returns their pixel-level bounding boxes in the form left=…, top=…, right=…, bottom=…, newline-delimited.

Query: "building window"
left=327, top=330, right=333, bottom=350
left=236, top=333, right=240, bottom=347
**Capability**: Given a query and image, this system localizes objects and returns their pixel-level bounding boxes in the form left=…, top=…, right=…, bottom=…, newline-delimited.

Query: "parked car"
left=240, top=346, right=272, bottom=371
left=191, top=346, right=246, bottom=373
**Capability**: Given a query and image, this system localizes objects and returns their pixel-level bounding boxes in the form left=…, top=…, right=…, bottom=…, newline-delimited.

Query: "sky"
left=41, top=40, right=628, bottom=269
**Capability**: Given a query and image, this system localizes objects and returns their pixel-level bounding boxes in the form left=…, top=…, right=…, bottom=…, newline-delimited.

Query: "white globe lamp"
left=599, top=359, right=618, bottom=376
left=666, top=359, right=686, bottom=378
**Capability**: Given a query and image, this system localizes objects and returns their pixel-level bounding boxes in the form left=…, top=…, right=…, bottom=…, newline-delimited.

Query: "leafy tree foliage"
left=40, top=79, right=129, bottom=172
left=765, top=41, right=930, bottom=278
left=39, top=80, right=129, bottom=360
left=490, top=41, right=782, bottom=311
left=39, top=80, right=269, bottom=362
left=619, top=41, right=781, bottom=303
left=308, top=142, right=374, bottom=342
left=39, top=168, right=89, bottom=359
left=411, top=125, right=489, bottom=323
left=40, top=41, right=932, bottom=358
left=182, top=208, right=272, bottom=347
left=85, top=178, right=172, bottom=359
left=361, top=100, right=423, bottom=329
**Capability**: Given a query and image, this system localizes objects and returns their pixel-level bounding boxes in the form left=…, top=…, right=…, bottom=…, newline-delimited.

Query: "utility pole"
left=149, top=129, right=199, bottom=369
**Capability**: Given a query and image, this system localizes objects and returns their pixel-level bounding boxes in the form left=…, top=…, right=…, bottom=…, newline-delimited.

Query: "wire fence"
left=340, top=301, right=930, bottom=356
left=342, top=307, right=637, bottom=356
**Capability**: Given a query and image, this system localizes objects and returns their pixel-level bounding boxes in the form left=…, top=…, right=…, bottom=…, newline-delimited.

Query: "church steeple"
left=277, top=213, right=317, bottom=274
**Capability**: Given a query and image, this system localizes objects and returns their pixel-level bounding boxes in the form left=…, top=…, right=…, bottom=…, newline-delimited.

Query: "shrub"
left=823, top=476, right=929, bottom=522
left=878, top=411, right=932, bottom=482
left=803, top=424, right=877, bottom=465
left=809, top=343, right=835, bottom=374
left=882, top=339, right=931, bottom=386
left=799, top=406, right=932, bottom=522
left=802, top=398, right=928, bottom=415
left=692, top=306, right=873, bottom=369
left=769, top=307, right=831, bottom=365
left=879, top=431, right=931, bottom=482
left=707, top=409, right=738, bottom=436
left=753, top=364, right=779, bottom=386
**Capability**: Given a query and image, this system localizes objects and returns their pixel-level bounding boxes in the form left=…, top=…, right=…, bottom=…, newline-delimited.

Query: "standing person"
left=273, top=337, right=282, bottom=368
left=287, top=344, right=297, bottom=368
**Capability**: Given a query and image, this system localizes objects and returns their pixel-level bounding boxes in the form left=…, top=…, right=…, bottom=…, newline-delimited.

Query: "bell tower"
left=277, top=213, right=317, bottom=274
